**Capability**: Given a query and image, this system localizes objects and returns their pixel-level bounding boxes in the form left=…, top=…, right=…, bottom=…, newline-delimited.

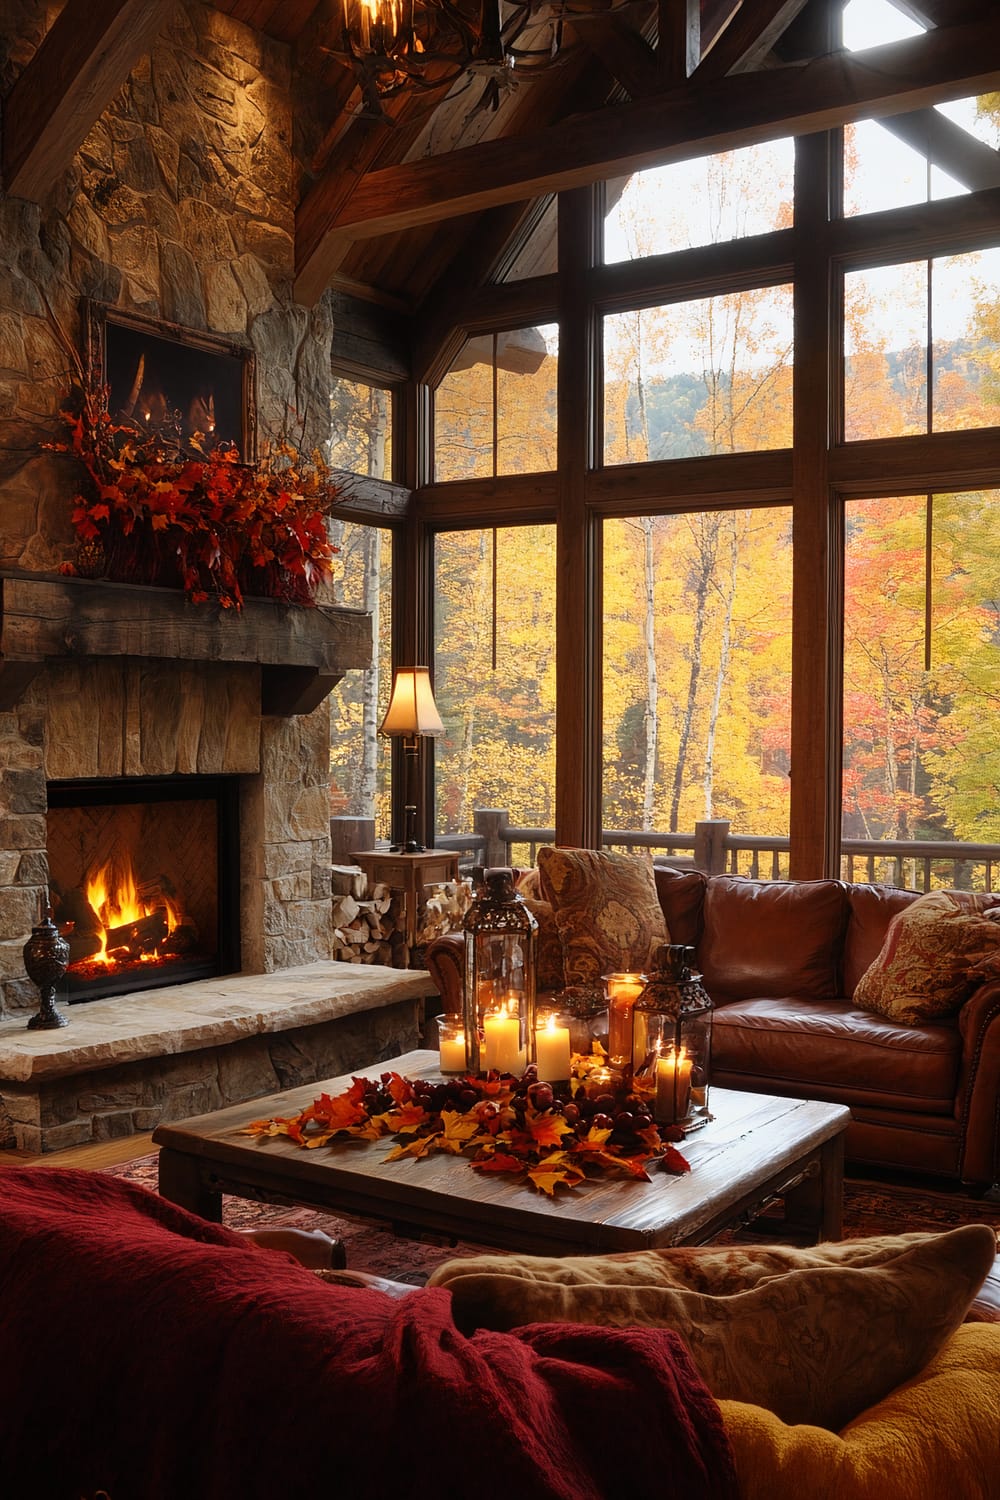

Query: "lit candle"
left=483, top=1003, right=522, bottom=1073
left=654, top=1046, right=693, bottom=1124
left=535, top=1014, right=571, bottom=1083
left=438, top=1027, right=467, bottom=1074
left=605, top=972, right=646, bottom=1068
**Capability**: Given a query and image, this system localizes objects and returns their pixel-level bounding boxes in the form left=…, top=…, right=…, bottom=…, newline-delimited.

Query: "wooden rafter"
left=312, top=19, right=1000, bottom=242
left=881, top=107, right=1000, bottom=191
left=1, top=0, right=177, bottom=202
left=695, top=0, right=814, bottom=80
left=657, top=0, right=700, bottom=85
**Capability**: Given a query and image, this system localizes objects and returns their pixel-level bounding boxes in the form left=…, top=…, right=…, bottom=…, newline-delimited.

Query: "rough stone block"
left=91, top=1110, right=139, bottom=1142
left=44, top=1119, right=94, bottom=1151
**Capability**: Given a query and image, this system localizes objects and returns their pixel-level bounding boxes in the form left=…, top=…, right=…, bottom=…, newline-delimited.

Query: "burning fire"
left=85, top=853, right=182, bottom=967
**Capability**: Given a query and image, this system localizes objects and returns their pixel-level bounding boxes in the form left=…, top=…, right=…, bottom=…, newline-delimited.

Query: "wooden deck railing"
left=435, top=811, right=1000, bottom=892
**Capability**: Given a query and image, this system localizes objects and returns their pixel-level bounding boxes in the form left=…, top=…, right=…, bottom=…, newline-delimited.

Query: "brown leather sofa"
left=424, top=869, right=1000, bottom=1191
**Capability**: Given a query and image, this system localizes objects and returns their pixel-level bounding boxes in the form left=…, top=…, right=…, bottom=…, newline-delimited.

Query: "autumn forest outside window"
left=433, top=527, right=556, bottom=859
left=603, top=510, right=792, bottom=863
left=842, top=489, right=1000, bottom=889
left=327, top=376, right=394, bottom=839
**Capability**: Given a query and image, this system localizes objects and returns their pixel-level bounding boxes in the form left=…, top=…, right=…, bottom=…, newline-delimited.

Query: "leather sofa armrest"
left=424, top=931, right=465, bottom=1015
left=956, top=977, right=1000, bottom=1186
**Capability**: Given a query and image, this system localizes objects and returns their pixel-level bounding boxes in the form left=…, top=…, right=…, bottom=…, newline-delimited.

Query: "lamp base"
left=388, top=839, right=426, bottom=854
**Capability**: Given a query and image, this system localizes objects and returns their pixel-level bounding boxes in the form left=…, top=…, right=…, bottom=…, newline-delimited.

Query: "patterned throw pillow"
left=536, top=847, right=669, bottom=987
left=853, top=890, right=1000, bottom=1025
left=429, top=1225, right=997, bottom=1432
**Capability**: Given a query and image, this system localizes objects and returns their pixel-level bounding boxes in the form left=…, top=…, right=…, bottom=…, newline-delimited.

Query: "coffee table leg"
left=782, top=1133, right=845, bottom=1242
left=158, top=1149, right=223, bottom=1222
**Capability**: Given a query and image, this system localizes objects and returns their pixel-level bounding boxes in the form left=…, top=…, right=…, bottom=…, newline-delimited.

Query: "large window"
left=604, top=139, right=793, bottom=263
left=603, top=510, right=792, bottom=860
left=433, top=526, right=556, bottom=849
left=842, top=0, right=1000, bottom=217
left=844, top=249, right=1000, bottom=439
left=603, top=285, right=794, bottom=464
left=842, top=489, right=1000, bottom=887
left=327, top=377, right=394, bottom=839
left=433, top=327, right=558, bottom=481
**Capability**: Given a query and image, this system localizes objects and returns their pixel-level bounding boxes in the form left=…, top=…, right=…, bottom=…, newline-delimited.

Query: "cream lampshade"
left=378, top=666, right=444, bottom=853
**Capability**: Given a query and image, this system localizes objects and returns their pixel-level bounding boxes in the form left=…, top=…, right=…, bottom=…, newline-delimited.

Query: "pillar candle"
left=483, top=1006, right=522, bottom=1073
left=439, top=1032, right=467, bottom=1074
left=654, top=1047, right=693, bottom=1124
left=535, top=1016, right=571, bottom=1082
left=605, top=973, right=646, bottom=1067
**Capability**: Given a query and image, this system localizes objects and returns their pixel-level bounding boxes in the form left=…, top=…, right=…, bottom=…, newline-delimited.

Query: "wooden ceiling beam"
left=316, top=19, right=1000, bottom=241
left=694, top=0, right=814, bottom=80
left=574, top=17, right=660, bottom=100
left=880, top=107, right=1000, bottom=191
left=657, top=0, right=700, bottom=84
left=2, top=0, right=176, bottom=202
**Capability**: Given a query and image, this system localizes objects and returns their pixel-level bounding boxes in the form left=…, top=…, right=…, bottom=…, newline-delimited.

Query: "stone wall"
left=0, top=2, right=350, bottom=1012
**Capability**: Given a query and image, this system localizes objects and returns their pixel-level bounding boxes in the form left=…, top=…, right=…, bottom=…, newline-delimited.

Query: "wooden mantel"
left=0, top=573, right=372, bottom=717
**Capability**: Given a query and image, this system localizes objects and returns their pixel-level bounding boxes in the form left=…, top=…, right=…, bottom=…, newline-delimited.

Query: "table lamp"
left=378, top=666, right=445, bottom=853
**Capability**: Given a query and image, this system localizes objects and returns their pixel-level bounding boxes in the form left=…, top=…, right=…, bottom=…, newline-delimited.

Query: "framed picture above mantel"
left=84, top=302, right=257, bottom=462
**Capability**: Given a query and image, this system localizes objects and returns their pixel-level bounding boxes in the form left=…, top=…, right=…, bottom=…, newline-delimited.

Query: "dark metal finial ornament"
left=23, top=893, right=70, bottom=1030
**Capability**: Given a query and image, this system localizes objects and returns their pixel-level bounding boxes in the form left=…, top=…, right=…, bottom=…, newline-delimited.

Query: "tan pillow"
left=430, top=1225, right=997, bottom=1432
left=536, top=846, right=669, bottom=987
left=853, top=890, right=1000, bottom=1024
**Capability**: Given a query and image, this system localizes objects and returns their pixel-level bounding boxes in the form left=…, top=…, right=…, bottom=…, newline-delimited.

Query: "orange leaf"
left=472, top=1151, right=524, bottom=1175
left=383, top=1103, right=429, bottom=1134
left=526, top=1111, right=576, bottom=1149
left=383, top=1133, right=439, bottom=1162
left=526, top=1164, right=585, bottom=1196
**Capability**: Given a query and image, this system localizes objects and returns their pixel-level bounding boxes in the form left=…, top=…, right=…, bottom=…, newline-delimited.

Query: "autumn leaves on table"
left=242, top=1059, right=691, bottom=1198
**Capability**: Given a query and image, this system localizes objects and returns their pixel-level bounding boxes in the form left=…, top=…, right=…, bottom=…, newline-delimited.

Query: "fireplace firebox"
left=46, top=776, right=241, bottom=1003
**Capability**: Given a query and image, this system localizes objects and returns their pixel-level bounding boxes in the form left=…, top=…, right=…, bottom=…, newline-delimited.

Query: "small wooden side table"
left=351, top=848, right=460, bottom=952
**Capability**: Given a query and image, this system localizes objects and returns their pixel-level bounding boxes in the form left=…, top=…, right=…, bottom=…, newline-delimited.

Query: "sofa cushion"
left=429, top=1224, right=997, bottom=1432
left=536, top=846, right=668, bottom=986
left=699, top=877, right=848, bottom=1003
left=519, top=896, right=565, bottom=992
left=654, top=865, right=708, bottom=947
left=842, top=884, right=922, bottom=996
left=711, top=996, right=960, bottom=1112
left=854, top=890, right=1000, bottom=1025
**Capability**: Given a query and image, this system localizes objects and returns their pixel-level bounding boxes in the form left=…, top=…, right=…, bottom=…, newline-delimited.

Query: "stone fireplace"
left=0, top=581, right=436, bottom=1151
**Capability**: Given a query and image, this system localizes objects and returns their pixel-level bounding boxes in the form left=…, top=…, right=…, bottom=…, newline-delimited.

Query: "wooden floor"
left=0, top=1133, right=157, bottom=1170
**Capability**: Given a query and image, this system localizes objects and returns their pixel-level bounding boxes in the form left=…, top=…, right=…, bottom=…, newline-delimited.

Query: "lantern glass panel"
left=462, top=868, right=537, bottom=1073
left=632, top=944, right=713, bottom=1132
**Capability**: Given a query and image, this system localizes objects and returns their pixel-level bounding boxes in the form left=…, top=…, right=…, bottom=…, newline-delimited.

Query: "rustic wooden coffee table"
left=152, top=1049, right=850, bottom=1254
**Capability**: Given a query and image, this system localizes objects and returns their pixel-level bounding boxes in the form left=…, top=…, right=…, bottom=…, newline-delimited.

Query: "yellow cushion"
left=430, top=1225, right=997, bottom=1431
left=853, top=890, right=1000, bottom=1024
left=536, top=846, right=668, bottom=987
left=720, top=1322, right=1000, bottom=1500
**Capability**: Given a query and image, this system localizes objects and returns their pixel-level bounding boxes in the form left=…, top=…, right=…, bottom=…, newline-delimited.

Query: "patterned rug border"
left=101, top=1153, right=1000, bottom=1286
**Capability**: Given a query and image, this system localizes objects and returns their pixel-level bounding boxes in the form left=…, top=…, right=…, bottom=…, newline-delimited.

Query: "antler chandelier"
left=334, top=0, right=602, bottom=115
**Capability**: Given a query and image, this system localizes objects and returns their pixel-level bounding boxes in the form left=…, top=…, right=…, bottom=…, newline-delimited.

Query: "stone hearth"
left=0, top=961, right=438, bottom=1152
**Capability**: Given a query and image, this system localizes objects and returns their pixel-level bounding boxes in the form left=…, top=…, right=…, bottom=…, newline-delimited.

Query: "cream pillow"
left=431, top=1225, right=997, bottom=1432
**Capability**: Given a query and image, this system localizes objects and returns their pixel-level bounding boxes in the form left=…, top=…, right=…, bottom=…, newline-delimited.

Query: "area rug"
left=103, top=1152, right=1000, bottom=1286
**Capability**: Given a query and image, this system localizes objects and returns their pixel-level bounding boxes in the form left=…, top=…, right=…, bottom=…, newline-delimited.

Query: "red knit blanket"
left=0, top=1167, right=738, bottom=1500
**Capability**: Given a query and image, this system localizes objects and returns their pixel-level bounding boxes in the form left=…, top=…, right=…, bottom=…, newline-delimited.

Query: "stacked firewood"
left=331, top=868, right=473, bottom=967
left=331, top=867, right=403, bottom=965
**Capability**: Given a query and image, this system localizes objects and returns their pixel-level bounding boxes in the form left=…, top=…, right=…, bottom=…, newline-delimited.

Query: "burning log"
left=105, top=910, right=168, bottom=956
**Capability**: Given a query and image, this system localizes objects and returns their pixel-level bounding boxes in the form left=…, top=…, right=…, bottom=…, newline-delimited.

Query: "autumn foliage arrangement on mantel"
left=243, top=1057, right=691, bottom=1197
left=48, top=378, right=340, bottom=611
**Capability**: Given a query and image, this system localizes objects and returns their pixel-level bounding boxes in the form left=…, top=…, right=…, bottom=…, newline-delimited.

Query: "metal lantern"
left=632, top=943, right=713, bottom=1132
left=462, top=866, right=537, bottom=1075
